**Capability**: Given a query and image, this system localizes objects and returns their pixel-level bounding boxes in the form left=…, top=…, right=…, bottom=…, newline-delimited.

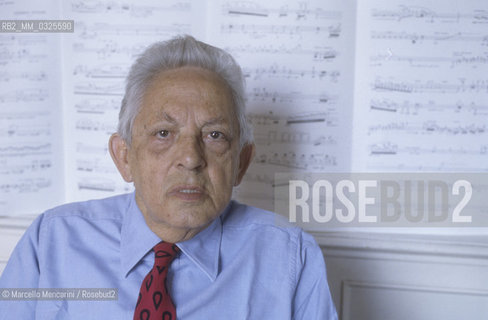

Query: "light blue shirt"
left=0, top=192, right=337, bottom=319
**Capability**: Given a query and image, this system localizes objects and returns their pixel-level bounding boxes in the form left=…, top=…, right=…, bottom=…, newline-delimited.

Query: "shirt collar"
left=121, top=192, right=162, bottom=277
left=121, top=192, right=227, bottom=282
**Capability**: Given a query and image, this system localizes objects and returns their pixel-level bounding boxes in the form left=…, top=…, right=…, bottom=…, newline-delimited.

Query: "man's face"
left=124, top=66, right=249, bottom=238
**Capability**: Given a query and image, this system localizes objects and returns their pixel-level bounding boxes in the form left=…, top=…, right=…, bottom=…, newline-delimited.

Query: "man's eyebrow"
left=160, top=112, right=178, bottom=124
left=202, top=117, right=229, bottom=127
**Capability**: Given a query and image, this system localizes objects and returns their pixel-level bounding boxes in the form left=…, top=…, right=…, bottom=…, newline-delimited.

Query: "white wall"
left=319, top=232, right=488, bottom=320
left=0, top=227, right=27, bottom=275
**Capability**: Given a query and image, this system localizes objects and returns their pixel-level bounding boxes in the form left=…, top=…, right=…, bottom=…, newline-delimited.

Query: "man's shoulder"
left=41, top=192, right=132, bottom=223
left=224, top=200, right=316, bottom=244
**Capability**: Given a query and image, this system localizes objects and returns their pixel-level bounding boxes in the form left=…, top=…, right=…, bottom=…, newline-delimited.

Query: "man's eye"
left=157, top=130, right=170, bottom=138
left=209, top=131, right=223, bottom=139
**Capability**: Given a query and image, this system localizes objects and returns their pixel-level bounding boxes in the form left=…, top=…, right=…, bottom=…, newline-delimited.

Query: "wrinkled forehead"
left=137, top=66, right=239, bottom=127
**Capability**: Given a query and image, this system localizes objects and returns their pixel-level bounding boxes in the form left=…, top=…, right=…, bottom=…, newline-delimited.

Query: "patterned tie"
left=134, top=241, right=180, bottom=320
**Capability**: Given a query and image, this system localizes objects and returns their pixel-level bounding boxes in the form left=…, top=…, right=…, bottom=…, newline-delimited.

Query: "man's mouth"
left=169, top=186, right=205, bottom=201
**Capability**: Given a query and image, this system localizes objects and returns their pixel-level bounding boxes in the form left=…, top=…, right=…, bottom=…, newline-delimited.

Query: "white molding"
left=340, top=279, right=488, bottom=320
left=342, top=279, right=488, bottom=297
left=0, top=216, right=36, bottom=230
left=313, top=231, right=488, bottom=261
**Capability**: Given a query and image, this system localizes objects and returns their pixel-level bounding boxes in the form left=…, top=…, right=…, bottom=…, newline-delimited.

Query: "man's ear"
left=109, top=133, right=133, bottom=182
left=234, top=143, right=255, bottom=186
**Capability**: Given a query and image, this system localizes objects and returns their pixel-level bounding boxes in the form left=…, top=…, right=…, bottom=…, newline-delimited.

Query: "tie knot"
left=153, top=241, right=180, bottom=266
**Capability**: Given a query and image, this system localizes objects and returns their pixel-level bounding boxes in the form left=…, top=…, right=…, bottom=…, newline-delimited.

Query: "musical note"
left=73, top=82, right=124, bottom=96
left=77, top=22, right=191, bottom=39
left=220, top=23, right=335, bottom=38
left=242, top=65, right=340, bottom=82
left=0, top=179, right=52, bottom=193
left=0, top=144, right=52, bottom=157
left=367, top=121, right=486, bottom=135
left=370, top=99, right=488, bottom=116
left=254, top=151, right=337, bottom=170
left=363, top=13, right=488, bottom=183
left=76, top=159, right=117, bottom=174
left=370, top=52, right=488, bottom=68
left=0, top=125, right=51, bottom=138
left=71, top=1, right=191, bottom=17
left=223, top=1, right=342, bottom=20
left=371, top=31, right=488, bottom=45
left=373, top=78, right=488, bottom=94
left=75, top=98, right=120, bottom=114
left=76, top=143, right=108, bottom=155
left=73, top=64, right=128, bottom=78
left=0, top=160, right=52, bottom=175
left=77, top=177, right=132, bottom=193
left=250, top=87, right=336, bottom=106
left=372, top=5, right=488, bottom=24
left=75, top=119, right=116, bottom=133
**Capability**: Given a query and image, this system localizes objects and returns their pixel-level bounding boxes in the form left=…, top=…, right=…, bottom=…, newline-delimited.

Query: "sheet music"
left=206, top=0, right=356, bottom=210
left=2, top=0, right=488, bottom=217
left=0, top=0, right=64, bottom=215
left=352, top=0, right=488, bottom=172
left=62, top=0, right=203, bottom=202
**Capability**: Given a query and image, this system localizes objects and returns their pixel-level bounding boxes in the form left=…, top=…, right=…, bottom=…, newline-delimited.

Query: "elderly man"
left=0, top=35, right=337, bottom=319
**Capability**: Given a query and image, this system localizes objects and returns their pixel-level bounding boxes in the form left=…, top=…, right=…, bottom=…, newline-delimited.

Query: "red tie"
left=134, top=241, right=180, bottom=320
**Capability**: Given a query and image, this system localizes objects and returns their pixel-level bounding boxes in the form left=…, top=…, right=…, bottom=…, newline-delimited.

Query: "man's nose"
left=175, top=135, right=206, bottom=170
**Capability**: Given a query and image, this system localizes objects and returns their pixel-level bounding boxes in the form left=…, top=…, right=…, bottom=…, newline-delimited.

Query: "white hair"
left=117, top=35, right=253, bottom=148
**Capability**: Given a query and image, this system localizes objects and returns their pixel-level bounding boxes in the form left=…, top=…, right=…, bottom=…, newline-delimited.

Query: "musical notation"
left=0, top=89, right=48, bottom=103
left=77, top=177, right=132, bottom=193
left=208, top=0, right=353, bottom=210
left=223, top=44, right=338, bottom=62
left=0, top=160, right=52, bottom=175
left=373, top=78, right=488, bottom=94
left=0, top=71, right=47, bottom=82
left=253, top=130, right=336, bottom=146
left=78, top=22, right=191, bottom=39
left=0, top=45, right=49, bottom=65
left=355, top=1, right=488, bottom=173
left=4, top=0, right=485, bottom=218
left=371, top=31, right=488, bottom=45
left=78, top=178, right=116, bottom=192
left=224, top=2, right=342, bottom=21
left=370, top=52, right=488, bottom=68
left=74, top=82, right=124, bottom=96
left=0, top=125, right=51, bottom=138
left=0, top=1, right=65, bottom=214
left=372, top=5, right=488, bottom=23
left=250, top=88, right=335, bottom=105
left=370, top=99, right=488, bottom=116
left=0, top=178, right=51, bottom=193
left=75, top=98, right=120, bottom=114
left=76, top=119, right=116, bottom=133
left=368, top=121, right=487, bottom=135
left=72, top=42, right=147, bottom=60
left=76, top=143, right=108, bottom=156
left=73, top=64, right=128, bottom=78
left=243, top=65, right=340, bottom=82
left=370, top=143, right=488, bottom=156
left=254, top=151, right=337, bottom=170
left=77, top=159, right=117, bottom=174
left=71, top=1, right=191, bottom=17
left=0, top=144, right=51, bottom=157
left=249, top=111, right=336, bottom=127
left=221, top=23, right=340, bottom=39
